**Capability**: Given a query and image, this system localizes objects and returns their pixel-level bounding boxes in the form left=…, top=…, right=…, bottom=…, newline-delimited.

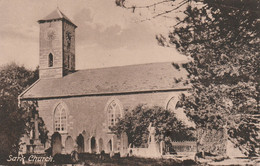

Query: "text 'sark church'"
left=19, top=9, right=190, bottom=156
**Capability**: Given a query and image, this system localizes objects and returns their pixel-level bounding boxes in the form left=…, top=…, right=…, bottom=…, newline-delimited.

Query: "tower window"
left=48, top=53, right=53, bottom=67
left=68, top=55, right=70, bottom=70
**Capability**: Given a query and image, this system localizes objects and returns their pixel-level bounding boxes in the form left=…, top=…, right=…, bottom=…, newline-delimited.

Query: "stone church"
left=19, top=9, right=190, bottom=155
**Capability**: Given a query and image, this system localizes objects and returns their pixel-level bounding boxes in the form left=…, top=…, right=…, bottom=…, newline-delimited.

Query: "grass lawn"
left=48, top=153, right=198, bottom=166
left=81, top=157, right=198, bottom=166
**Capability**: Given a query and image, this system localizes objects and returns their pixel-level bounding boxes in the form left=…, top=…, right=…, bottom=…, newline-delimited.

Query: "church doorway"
left=107, top=139, right=112, bottom=153
left=65, top=136, right=74, bottom=154
left=90, top=137, right=97, bottom=153
left=51, top=132, right=62, bottom=156
left=77, top=134, right=84, bottom=153
left=98, top=138, right=104, bottom=152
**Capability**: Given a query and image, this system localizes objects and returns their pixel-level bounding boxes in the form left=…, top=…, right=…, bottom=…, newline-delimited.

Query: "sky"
left=0, top=0, right=189, bottom=70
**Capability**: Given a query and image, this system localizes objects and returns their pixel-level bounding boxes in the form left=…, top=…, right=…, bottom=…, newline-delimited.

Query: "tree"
left=0, top=63, right=46, bottom=162
left=0, top=62, right=38, bottom=97
left=111, top=105, right=195, bottom=147
left=115, top=0, right=260, bottom=156
left=0, top=95, right=26, bottom=161
left=170, top=0, right=260, bottom=156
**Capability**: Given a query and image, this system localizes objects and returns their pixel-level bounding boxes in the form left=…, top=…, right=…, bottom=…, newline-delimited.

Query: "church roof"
left=20, top=62, right=189, bottom=99
left=38, top=8, right=77, bottom=27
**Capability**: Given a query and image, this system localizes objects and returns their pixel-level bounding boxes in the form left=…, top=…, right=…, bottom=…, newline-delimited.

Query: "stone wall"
left=39, top=20, right=63, bottom=78
left=36, top=91, right=184, bottom=154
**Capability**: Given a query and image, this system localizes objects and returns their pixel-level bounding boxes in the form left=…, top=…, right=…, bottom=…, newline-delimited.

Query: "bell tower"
left=38, top=8, right=77, bottom=79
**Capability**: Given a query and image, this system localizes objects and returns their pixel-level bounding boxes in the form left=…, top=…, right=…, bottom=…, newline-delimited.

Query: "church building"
left=19, top=9, right=189, bottom=156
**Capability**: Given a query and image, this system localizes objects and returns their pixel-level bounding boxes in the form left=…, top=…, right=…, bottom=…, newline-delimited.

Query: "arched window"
left=48, top=53, right=53, bottom=67
left=107, top=100, right=122, bottom=127
left=54, top=104, right=67, bottom=133
left=166, top=96, right=196, bottom=127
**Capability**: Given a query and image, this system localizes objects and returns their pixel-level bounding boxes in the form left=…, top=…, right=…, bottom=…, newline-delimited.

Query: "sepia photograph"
left=0, top=0, right=259, bottom=165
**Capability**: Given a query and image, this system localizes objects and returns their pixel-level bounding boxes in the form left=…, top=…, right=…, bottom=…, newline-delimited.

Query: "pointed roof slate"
left=20, top=62, right=189, bottom=99
left=38, top=8, right=77, bottom=27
